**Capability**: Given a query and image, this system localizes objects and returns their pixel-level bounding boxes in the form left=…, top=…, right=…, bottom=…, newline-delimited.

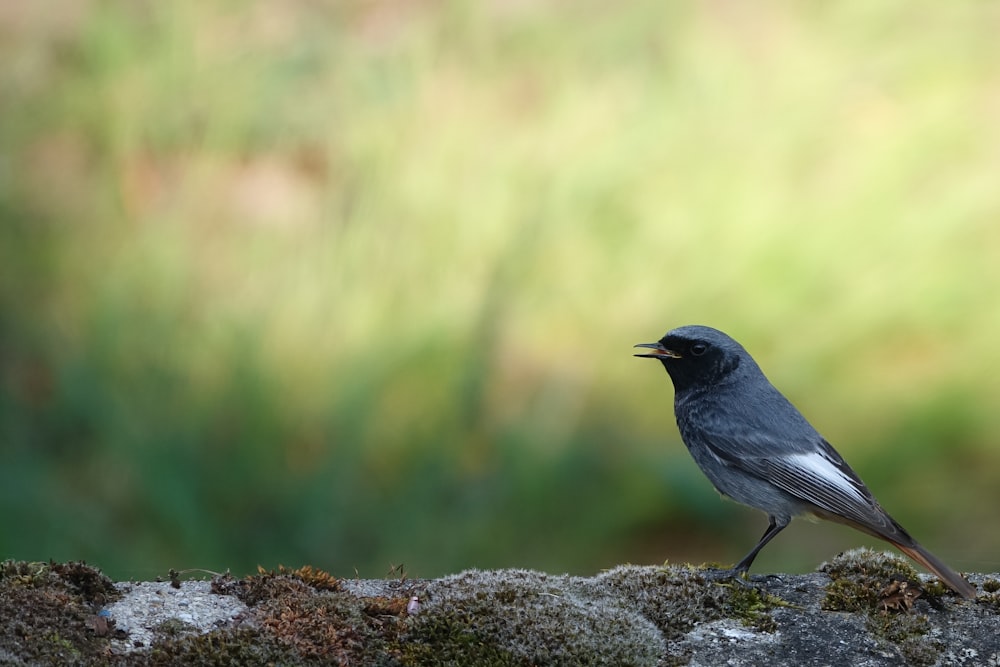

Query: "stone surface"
left=118, top=550, right=1000, bottom=665
left=106, top=580, right=249, bottom=653
left=3, top=551, right=999, bottom=665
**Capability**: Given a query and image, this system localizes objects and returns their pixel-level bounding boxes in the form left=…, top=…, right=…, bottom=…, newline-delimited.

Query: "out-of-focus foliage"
left=2, top=1, right=999, bottom=580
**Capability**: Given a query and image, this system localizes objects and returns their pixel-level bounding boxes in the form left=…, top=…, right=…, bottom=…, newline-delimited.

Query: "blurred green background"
left=2, top=1, right=999, bottom=582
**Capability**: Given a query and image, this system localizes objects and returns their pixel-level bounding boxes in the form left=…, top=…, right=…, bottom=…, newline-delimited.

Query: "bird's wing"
left=701, top=431, right=906, bottom=540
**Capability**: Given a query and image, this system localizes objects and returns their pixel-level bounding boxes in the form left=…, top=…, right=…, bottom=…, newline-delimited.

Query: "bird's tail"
left=814, top=507, right=977, bottom=599
left=889, top=539, right=977, bottom=599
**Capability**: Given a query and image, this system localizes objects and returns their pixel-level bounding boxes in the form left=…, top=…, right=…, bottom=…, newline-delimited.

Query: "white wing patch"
left=785, top=452, right=868, bottom=503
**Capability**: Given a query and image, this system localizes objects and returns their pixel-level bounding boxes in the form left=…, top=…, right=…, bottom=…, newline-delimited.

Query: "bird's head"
left=634, top=325, right=751, bottom=392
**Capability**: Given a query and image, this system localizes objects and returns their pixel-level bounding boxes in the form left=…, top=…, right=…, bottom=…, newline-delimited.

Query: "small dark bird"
left=635, top=325, right=976, bottom=599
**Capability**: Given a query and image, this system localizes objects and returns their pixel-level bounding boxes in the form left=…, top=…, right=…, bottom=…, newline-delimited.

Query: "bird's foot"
left=700, top=567, right=752, bottom=586
left=699, top=567, right=781, bottom=590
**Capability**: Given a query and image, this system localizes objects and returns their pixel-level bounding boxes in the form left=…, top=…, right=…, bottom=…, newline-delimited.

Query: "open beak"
left=633, top=342, right=681, bottom=359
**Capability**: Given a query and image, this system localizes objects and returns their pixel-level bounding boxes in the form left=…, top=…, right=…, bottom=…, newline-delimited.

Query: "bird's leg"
left=732, top=516, right=788, bottom=574
left=702, top=516, right=789, bottom=583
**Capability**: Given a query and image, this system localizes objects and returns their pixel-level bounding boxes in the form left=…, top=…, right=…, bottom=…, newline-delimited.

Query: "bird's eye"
left=690, top=343, right=708, bottom=356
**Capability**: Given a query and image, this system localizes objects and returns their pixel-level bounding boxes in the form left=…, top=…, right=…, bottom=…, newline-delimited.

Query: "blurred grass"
left=2, top=0, right=1000, bottom=580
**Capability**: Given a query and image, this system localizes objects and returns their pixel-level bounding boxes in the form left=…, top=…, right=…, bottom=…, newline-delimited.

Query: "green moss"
left=920, top=578, right=948, bottom=598
left=898, top=640, right=947, bottom=667
left=596, top=565, right=733, bottom=641
left=0, top=560, right=119, bottom=605
left=45, top=632, right=83, bottom=661
left=721, top=584, right=786, bottom=633
left=820, top=549, right=944, bottom=665
left=820, top=548, right=922, bottom=612
left=974, top=579, right=1000, bottom=611
left=137, top=628, right=307, bottom=666
left=0, top=560, right=122, bottom=665
left=154, top=618, right=198, bottom=638
left=399, top=616, right=525, bottom=667
left=867, top=611, right=930, bottom=643
left=398, top=565, right=789, bottom=667
left=867, top=614, right=942, bottom=667
left=402, top=568, right=666, bottom=666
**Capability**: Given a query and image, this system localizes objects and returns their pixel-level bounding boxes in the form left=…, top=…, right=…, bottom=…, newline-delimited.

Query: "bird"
left=634, top=324, right=976, bottom=599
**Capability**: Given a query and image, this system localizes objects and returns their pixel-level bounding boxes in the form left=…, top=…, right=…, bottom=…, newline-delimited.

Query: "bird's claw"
left=700, top=568, right=780, bottom=590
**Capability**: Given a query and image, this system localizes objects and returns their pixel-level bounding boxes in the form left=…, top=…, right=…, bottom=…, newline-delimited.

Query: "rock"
left=107, top=580, right=248, bottom=653
left=2, top=550, right=999, bottom=665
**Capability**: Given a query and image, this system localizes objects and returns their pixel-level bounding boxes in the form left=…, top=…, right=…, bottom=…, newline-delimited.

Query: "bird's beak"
left=633, top=342, right=681, bottom=359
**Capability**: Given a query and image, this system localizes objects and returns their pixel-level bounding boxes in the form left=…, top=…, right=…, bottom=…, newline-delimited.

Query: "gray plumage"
left=635, top=325, right=975, bottom=598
